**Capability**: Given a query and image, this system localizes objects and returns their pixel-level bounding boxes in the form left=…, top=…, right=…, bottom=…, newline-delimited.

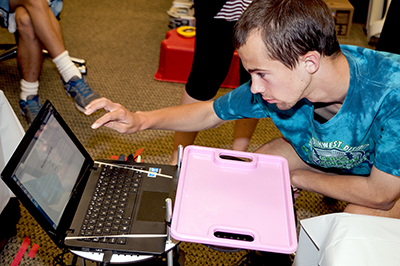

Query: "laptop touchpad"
left=137, top=191, right=169, bottom=222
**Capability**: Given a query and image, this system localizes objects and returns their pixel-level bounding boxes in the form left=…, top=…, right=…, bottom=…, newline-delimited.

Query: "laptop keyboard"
left=79, top=164, right=144, bottom=245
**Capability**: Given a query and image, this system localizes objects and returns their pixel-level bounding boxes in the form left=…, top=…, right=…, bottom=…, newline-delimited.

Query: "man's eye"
left=258, top=73, right=265, bottom=78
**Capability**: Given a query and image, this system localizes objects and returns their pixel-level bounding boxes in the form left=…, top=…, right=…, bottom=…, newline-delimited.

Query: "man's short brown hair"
left=233, top=0, right=341, bottom=69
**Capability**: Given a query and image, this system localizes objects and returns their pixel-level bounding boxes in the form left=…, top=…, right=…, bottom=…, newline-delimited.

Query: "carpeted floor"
left=0, top=0, right=374, bottom=265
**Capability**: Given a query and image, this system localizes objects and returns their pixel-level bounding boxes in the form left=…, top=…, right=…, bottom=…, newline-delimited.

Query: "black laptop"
left=1, top=100, right=178, bottom=255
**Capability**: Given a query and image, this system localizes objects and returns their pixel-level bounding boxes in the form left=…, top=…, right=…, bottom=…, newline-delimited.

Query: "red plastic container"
left=154, top=29, right=241, bottom=89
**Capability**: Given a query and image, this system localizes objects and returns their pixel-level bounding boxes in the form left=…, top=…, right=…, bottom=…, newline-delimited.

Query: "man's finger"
left=91, top=111, right=122, bottom=129
left=84, top=98, right=112, bottom=115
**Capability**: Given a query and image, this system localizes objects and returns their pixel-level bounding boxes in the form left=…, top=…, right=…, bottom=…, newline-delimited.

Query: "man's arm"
left=291, top=166, right=400, bottom=213
left=84, top=98, right=225, bottom=134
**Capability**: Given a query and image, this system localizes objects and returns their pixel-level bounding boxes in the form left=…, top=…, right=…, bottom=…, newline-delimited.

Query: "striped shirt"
left=214, top=0, right=253, bottom=21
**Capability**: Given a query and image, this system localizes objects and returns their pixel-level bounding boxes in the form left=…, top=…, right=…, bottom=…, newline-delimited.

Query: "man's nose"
left=250, top=78, right=265, bottom=94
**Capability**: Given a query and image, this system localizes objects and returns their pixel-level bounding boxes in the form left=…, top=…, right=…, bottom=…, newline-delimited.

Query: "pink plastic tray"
left=171, top=146, right=297, bottom=253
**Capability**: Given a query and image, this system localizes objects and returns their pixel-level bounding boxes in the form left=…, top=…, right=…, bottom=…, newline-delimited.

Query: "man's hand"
left=84, top=98, right=143, bottom=134
left=85, top=98, right=225, bottom=136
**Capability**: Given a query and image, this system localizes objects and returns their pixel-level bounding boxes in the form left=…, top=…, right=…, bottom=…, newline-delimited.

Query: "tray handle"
left=211, top=225, right=257, bottom=243
left=213, top=150, right=258, bottom=169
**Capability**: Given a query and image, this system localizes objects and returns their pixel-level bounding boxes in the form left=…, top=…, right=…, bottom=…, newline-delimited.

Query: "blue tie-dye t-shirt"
left=213, top=45, right=400, bottom=177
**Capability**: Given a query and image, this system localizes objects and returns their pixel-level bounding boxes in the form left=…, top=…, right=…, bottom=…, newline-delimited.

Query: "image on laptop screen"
left=10, top=111, right=85, bottom=230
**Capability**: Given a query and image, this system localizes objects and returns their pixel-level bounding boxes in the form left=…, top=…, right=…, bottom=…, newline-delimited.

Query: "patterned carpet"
left=0, top=0, right=373, bottom=264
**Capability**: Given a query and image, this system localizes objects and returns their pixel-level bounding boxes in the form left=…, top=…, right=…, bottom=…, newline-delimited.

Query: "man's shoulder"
left=341, top=44, right=400, bottom=65
left=342, top=45, right=400, bottom=87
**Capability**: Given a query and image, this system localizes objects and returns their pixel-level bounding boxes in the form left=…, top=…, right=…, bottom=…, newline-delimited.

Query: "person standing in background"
left=171, top=0, right=258, bottom=165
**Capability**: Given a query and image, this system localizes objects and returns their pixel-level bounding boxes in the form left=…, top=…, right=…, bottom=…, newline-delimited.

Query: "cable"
left=52, top=248, right=71, bottom=266
left=101, top=250, right=113, bottom=266
left=126, top=154, right=134, bottom=162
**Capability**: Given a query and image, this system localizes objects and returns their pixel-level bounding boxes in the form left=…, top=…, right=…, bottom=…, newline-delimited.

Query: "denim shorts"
left=0, top=0, right=10, bottom=29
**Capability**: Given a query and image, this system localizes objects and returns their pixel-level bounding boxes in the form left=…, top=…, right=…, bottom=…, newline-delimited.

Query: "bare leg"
left=255, top=137, right=312, bottom=171
left=345, top=200, right=400, bottom=218
left=232, top=118, right=259, bottom=151
left=171, top=90, right=200, bottom=165
left=11, top=0, right=81, bottom=84
left=15, top=6, right=43, bottom=83
left=10, top=0, right=99, bottom=117
left=9, top=0, right=65, bottom=58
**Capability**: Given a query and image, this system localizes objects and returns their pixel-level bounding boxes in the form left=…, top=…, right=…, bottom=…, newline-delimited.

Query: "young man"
left=84, top=0, right=400, bottom=218
left=1, top=0, right=100, bottom=124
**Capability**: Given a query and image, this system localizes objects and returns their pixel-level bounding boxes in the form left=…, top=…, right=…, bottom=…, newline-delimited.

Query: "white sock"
left=20, top=79, right=39, bottom=101
left=52, top=50, right=82, bottom=82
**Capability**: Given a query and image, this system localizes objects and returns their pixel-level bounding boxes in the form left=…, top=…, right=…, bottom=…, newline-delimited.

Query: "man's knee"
left=15, top=7, right=31, bottom=29
left=15, top=7, right=37, bottom=42
left=255, top=137, right=311, bottom=171
left=11, top=0, right=49, bottom=15
left=255, top=137, right=292, bottom=156
left=345, top=201, right=400, bottom=219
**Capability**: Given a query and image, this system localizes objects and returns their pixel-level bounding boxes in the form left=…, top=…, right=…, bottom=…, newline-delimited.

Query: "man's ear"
left=302, top=51, right=320, bottom=74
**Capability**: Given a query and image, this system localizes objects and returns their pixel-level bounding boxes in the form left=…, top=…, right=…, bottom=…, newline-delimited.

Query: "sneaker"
left=62, top=76, right=100, bottom=112
left=19, top=95, right=42, bottom=125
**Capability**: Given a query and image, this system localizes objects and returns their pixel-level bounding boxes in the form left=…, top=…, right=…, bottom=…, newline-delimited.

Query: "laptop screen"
left=10, top=108, right=85, bottom=229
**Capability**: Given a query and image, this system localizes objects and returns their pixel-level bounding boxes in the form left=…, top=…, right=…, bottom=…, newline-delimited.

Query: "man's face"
left=237, top=31, right=312, bottom=111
